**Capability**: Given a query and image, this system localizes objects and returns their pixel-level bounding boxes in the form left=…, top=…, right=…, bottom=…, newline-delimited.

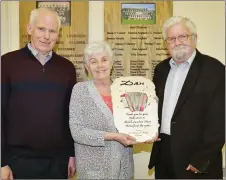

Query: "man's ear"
left=193, top=34, right=197, bottom=46
left=193, top=34, right=196, bottom=40
left=163, top=39, right=167, bottom=47
left=27, top=24, right=32, bottom=35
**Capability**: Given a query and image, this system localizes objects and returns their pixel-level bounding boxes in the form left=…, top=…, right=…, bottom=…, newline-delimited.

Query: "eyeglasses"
left=165, top=34, right=195, bottom=44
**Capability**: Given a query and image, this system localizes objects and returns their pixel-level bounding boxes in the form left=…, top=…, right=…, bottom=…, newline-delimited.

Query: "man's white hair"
left=162, top=16, right=197, bottom=40
left=83, top=41, right=113, bottom=64
left=29, top=8, right=61, bottom=32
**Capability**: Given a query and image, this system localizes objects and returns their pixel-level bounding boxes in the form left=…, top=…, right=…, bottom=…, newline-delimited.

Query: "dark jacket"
left=149, top=50, right=225, bottom=179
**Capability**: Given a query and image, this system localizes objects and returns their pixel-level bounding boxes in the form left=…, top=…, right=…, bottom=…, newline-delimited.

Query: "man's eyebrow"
left=36, top=26, right=57, bottom=31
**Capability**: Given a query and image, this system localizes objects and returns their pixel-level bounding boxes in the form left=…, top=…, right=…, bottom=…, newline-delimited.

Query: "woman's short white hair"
left=162, top=16, right=197, bottom=40
left=83, top=41, right=113, bottom=64
left=29, top=8, right=61, bottom=32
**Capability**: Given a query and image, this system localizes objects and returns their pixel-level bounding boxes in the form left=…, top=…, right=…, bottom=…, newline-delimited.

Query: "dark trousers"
left=155, top=133, right=176, bottom=179
left=7, top=148, right=69, bottom=179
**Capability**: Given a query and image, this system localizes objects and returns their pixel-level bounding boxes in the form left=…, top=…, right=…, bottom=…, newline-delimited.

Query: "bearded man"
left=148, top=16, right=225, bottom=179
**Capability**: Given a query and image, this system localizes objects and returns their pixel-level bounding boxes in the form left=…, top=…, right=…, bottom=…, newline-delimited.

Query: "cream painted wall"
left=1, top=1, right=19, bottom=55
left=1, top=1, right=225, bottom=179
left=1, top=2, right=8, bottom=55
left=173, top=1, right=225, bottom=64
left=89, top=1, right=104, bottom=43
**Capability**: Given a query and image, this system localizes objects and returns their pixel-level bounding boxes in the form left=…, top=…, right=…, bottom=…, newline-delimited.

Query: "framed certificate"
left=111, top=76, right=159, bottom=142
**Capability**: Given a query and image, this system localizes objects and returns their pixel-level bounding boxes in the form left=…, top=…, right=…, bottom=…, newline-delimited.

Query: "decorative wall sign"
left=105, top=1, right=173, bottom=80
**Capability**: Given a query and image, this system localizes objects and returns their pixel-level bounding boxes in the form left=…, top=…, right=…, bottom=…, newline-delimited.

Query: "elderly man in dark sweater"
left=1, top=8, right=76, bottom=179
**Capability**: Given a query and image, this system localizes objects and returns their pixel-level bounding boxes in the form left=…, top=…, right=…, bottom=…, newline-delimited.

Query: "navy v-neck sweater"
left=1, top=46, right=77, bottom=166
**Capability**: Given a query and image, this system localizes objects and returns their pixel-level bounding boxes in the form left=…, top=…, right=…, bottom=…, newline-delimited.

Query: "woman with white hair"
left=69, top=41, right=137, bottom=179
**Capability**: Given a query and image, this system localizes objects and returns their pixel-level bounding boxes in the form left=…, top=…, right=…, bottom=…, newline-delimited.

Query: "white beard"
left=173, top=45, right=187, bottom=62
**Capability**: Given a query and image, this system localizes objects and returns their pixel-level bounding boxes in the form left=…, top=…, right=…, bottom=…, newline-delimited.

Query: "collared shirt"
left=27, top=43, right=52, bottom=65
left=160, top=50, right=196, bottom=135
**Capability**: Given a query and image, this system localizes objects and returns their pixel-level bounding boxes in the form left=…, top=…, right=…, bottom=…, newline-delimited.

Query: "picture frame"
left=121, top=3, right=156, bottom=25
left=36, top=1, right=71, bottom=26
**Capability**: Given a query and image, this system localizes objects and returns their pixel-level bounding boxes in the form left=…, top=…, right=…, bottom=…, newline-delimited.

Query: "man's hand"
left=1, top=165, right=13, bottom=180
left=68, top=157, right=76, bottom=179
left=145, top=133, right=161, bottom=144
left=186, top=164, right=201, bottom=174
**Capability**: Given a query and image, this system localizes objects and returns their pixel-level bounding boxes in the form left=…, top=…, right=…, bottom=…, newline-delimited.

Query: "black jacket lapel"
left=172, top=50, right=203, bottom=120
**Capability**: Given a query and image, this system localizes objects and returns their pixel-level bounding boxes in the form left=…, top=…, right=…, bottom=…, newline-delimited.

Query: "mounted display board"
left=104, top=1, right=173, bottom=80
left=19, top=1, right=88, bottom=82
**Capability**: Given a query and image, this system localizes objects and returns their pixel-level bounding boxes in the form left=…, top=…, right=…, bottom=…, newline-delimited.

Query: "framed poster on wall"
left=36, top=1, right=71, bottom=26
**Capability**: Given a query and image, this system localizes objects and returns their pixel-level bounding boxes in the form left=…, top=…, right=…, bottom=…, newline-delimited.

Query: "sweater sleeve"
left=67, top=64, right=77, bottom=157
left=69, top=83, right=106, bottom=147
left=1, top=55, right=11, bottom=167
left=69, top=64, right=77, bottom=88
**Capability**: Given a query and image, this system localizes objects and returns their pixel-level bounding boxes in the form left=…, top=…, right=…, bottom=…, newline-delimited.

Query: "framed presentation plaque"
left=111, top=76, right=159, bottom=142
